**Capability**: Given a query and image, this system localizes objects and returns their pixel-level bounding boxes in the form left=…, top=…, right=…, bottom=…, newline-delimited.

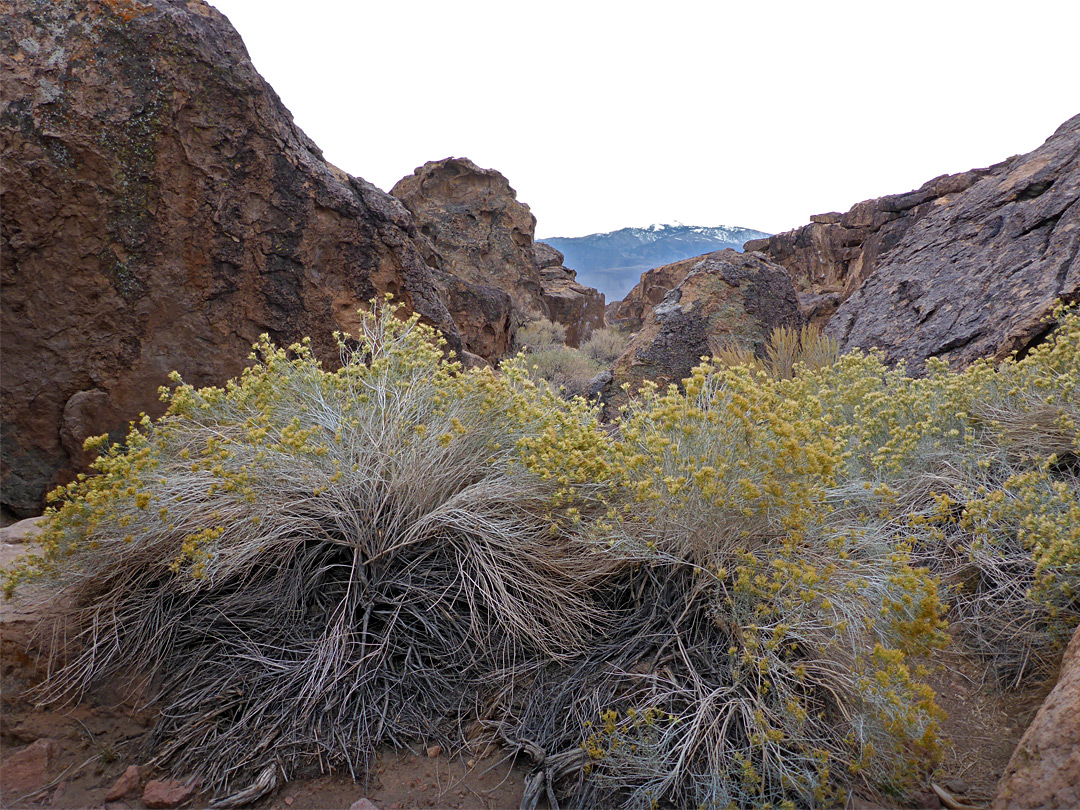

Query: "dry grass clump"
left=7, top=300, right=1078, bottom=809
left=716, top=323, right=840, bottom=380
left=514, top=316, right=568, bottom=353
left=579, top=326, right=631, bottom=366
left=521, top=346, right=606, bottom=398
left=8, top=301, right=620, bottom=805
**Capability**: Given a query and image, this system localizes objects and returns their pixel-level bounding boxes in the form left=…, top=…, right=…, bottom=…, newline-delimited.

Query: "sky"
left=209, top=0, right=1079, bottom=239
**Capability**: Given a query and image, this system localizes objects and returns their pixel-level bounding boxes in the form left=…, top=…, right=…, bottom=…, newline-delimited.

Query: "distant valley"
left=541, top=223, right=770, bottom=301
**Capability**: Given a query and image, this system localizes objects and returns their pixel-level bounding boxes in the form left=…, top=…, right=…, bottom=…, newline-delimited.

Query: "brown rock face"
left=750, top=115, right=1079, bottom=368
left=392, top=160, right=605, bottom=348
left=0, top=0, right=463, bottom=517
left=992, top=626, right=1080, bottom=809
left=431, top=271, right=514, bottom=360
left=606, top=250, right=802, bottom=408
left=744, top=168, right=998, bottom=327
left=825, top=115, right=1079, bottom=369
left=607, top=253, right=703, bottom=332
left=392, top=157, right=547, bottom=321
left=535, top=242, right=605, bottom=347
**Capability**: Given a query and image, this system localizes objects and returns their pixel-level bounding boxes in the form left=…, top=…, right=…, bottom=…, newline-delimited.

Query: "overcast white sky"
left=210, top=0, right=1079, bottom=238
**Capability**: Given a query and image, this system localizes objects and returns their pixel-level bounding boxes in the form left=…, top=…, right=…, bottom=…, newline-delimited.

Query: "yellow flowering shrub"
left=785, top=308, right=1080, bottom=683
left=572, top=358, right=947, bottom=809
left=6, top=298, right=1076, bottom=810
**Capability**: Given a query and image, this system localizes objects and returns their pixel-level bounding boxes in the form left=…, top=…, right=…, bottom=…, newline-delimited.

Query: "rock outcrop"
left=392, top=159, right=605, bottom=347
left=992, top=625, right=1080, bottom=809
left=607, top=254, right=702, bottom=332
left=605, top=250, right=802, bottom=409
left=535, top=242, right=605, bottom=347
left=749, top=115, right=1079, bottom=367
left=391, top=158, right=547, bottom=320
left=743, top=168, right=1000, bottom=327
left=826, top=115, right=1079, bottom=369
left=1, top=0, right=466, bottom=517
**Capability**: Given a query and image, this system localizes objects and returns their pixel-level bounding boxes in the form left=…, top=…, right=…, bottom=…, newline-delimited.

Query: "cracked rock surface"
left=824, top=115, right=1079, bottom=371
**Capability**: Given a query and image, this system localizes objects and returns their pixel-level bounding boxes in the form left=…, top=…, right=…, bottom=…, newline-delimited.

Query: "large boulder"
left=392, top=159, right=606, bottom=347
left=535, top=242, right=605, bottom=347
left=607, top=253, right=703, bottom=333
left=826, top=115, right=1079, bottom=369
left=0, top=0, right=465, bottom=517
left=391, top=157, right=547, bottom=321
left=605, top=250, right=802, bottom=410
left=992, top=625, right=1080, bottom=809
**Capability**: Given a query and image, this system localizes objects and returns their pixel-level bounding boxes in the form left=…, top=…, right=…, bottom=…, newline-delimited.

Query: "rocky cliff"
left=391, top=158, right=547, bottom=320
left=534, top=242, right=606, bottom=347
left=749, top=115, right=1079, bottom=368
left=0, top=0, right=467, bottom=517
left=743, top=168, right=1001, bottom=327
left=827, top=115, right=1079, bottom=369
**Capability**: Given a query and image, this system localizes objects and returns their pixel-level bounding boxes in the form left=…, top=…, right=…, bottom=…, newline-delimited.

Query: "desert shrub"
left=783, top=307, right=1080, bottom=685
left=7, top=301, right=621, bottom=805
left=11, top=296, right=1077, bottom=809
left=512, top=317, right=609, bottom=397
left=579, top=326, right=631, bottom=367
left=555, top=364, right=949, bottom=810
left=521, top=345, right=605, bottom=397
left=514, top=316, right=568, bottom=352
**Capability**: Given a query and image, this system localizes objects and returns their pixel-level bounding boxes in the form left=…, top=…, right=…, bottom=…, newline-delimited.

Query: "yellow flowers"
left=3, top=297, right=1076, bottom=808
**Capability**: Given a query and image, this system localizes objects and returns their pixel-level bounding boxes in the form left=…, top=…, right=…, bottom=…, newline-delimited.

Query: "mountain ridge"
left=540, top=222, right=770, bottom=301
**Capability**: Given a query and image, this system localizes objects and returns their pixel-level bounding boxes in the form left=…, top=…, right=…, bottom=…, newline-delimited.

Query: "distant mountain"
left=540, top=223, right=771, bottom=302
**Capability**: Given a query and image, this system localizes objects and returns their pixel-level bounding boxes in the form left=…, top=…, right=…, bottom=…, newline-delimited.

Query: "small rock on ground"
left=2, top=738, right=59, bottom=793
left=143, top=778, right=197, bottom=809
left=104, top=765, right=143, bottom=801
